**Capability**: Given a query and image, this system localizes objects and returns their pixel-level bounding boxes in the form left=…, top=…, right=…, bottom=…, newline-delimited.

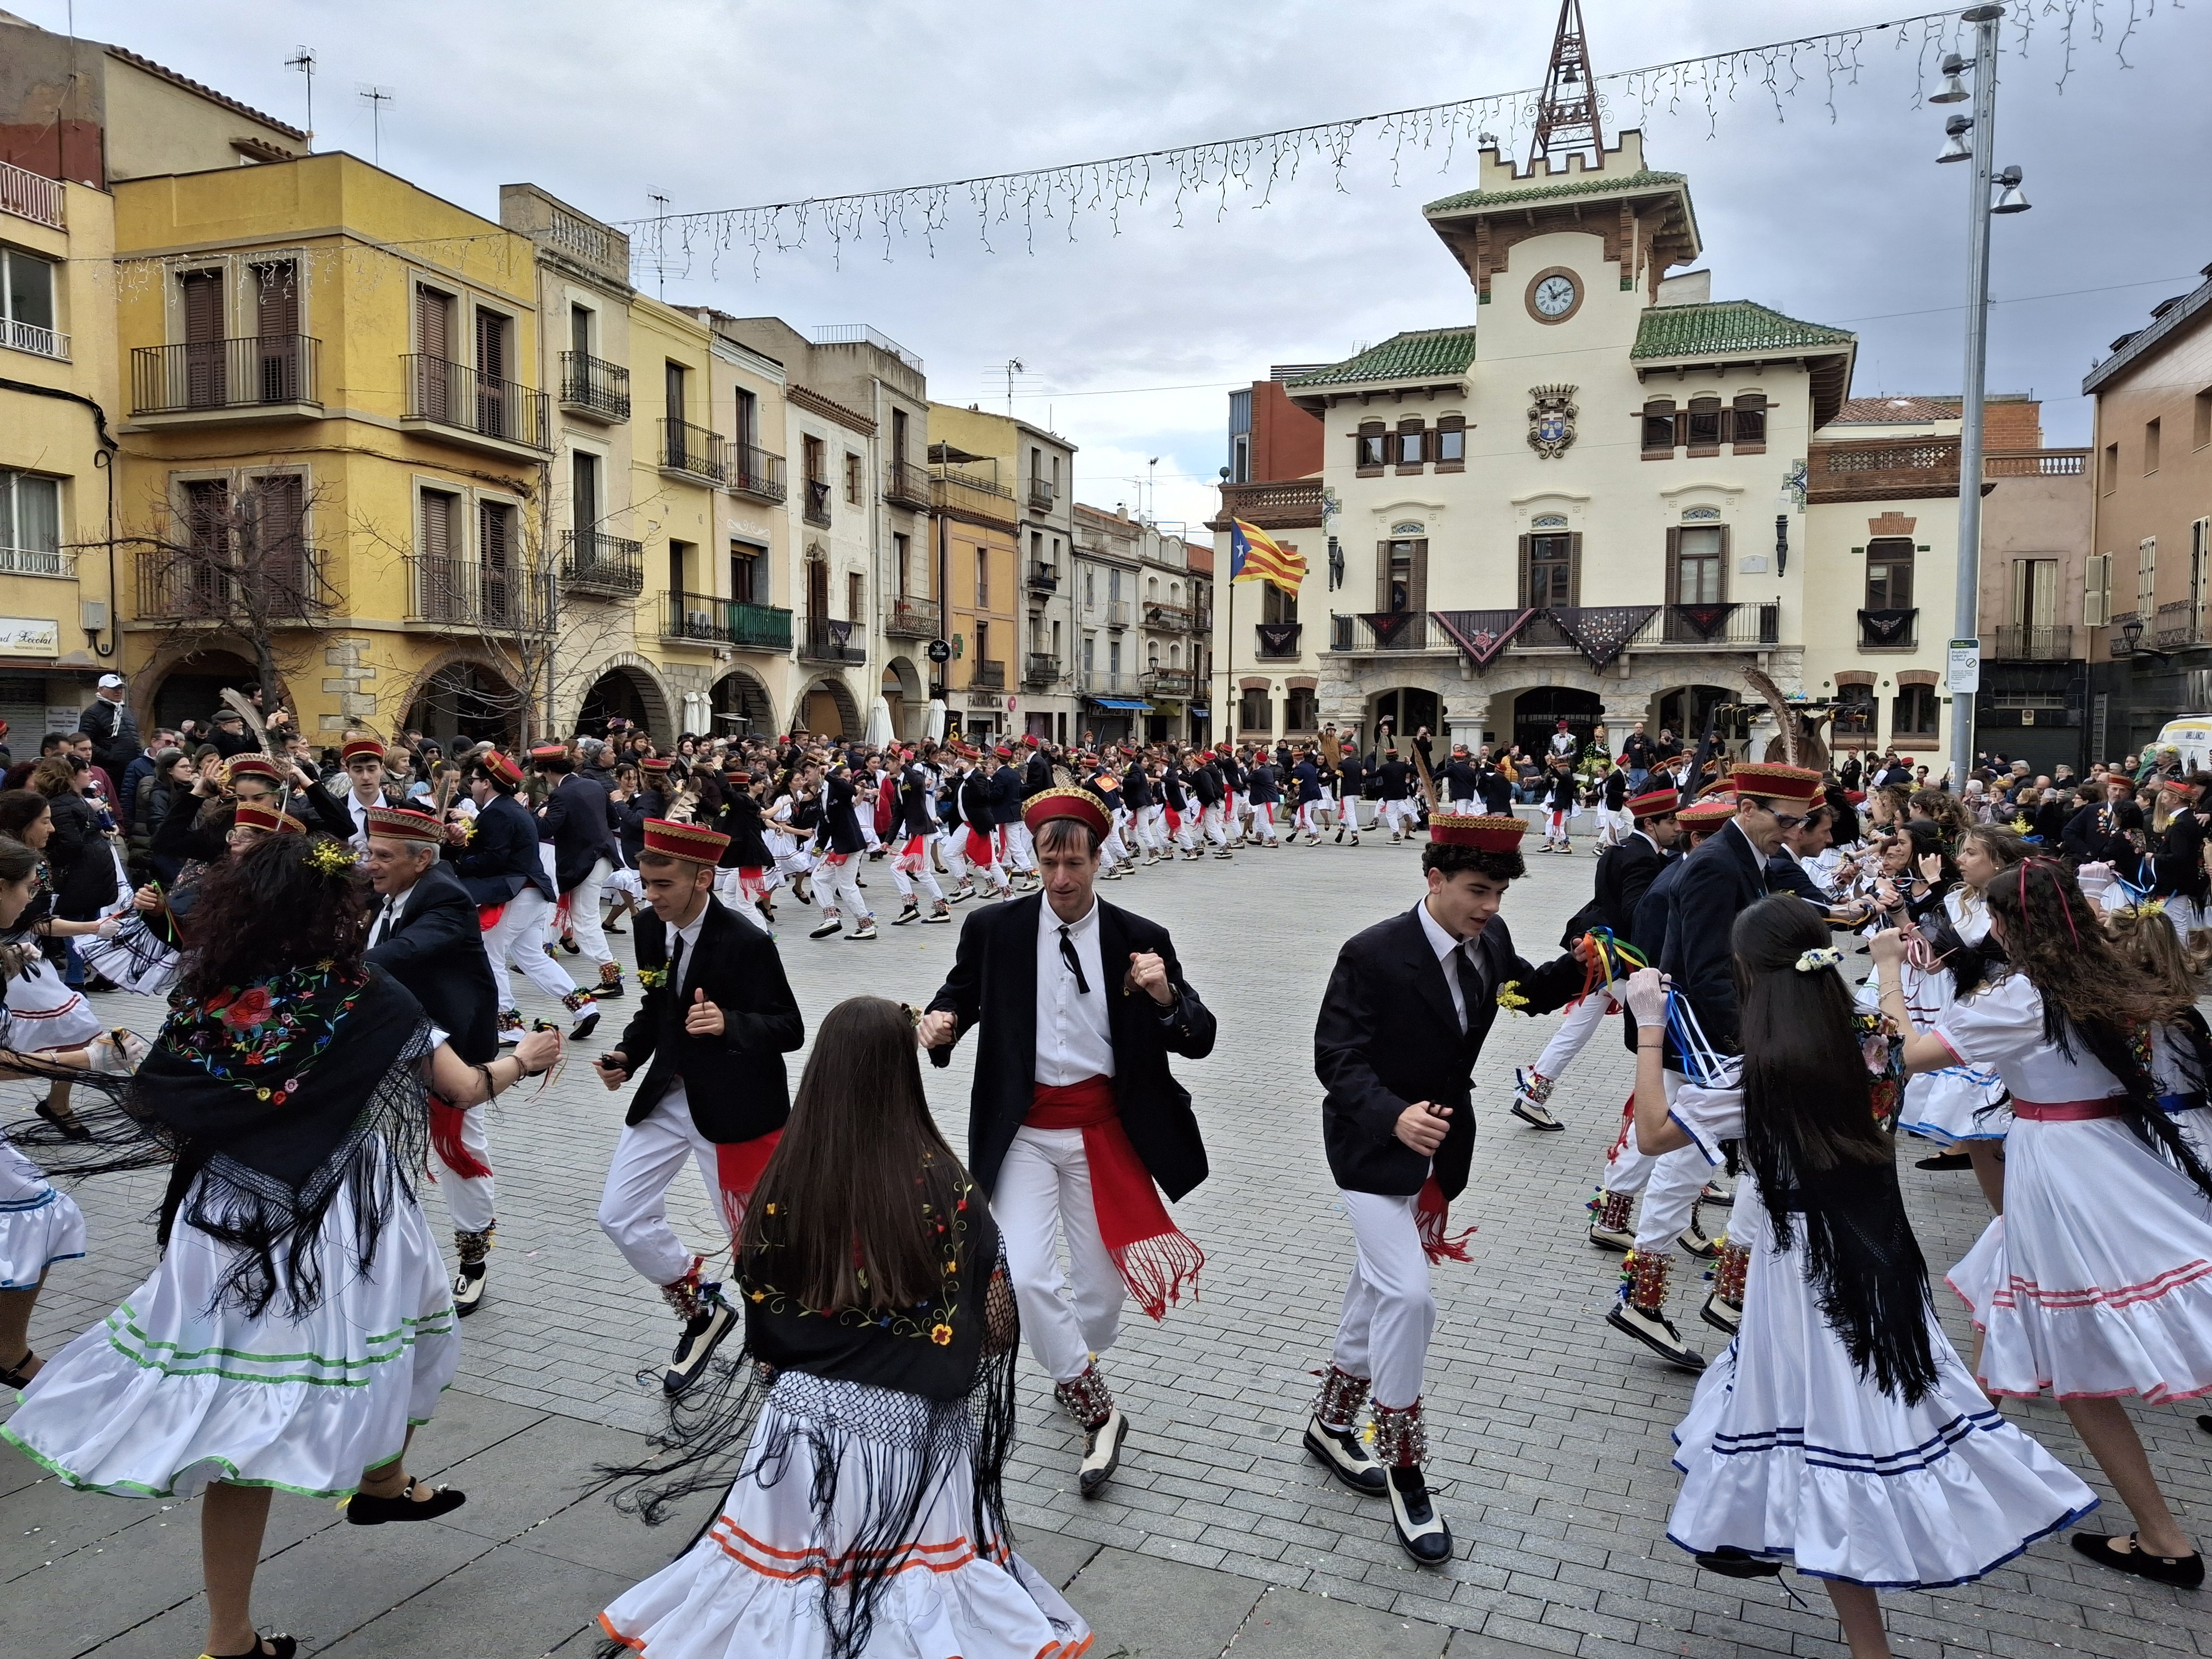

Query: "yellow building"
left=927, top=438, right=1020, bottom=741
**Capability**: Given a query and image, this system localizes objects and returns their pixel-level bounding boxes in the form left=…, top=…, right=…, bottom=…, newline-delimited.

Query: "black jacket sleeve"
left=924, top=907, right=989, bottom=1067
left=1314, top=935, right=1407, bottom=1144
left=364, top=881, right=478, bottom=978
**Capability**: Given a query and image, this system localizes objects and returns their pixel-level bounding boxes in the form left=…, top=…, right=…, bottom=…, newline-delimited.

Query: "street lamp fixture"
left=1991, top=164, right=2031, bottom=214
left=1930, top=54, right=1972, bottom=103
left=1937, top=114, right=1974, bottom=162
left=2118, top=614, right=2172, bottom=664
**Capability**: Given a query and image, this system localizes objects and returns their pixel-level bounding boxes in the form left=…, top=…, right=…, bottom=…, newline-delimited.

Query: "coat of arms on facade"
left=1527, top=384, right=1578, bottom=460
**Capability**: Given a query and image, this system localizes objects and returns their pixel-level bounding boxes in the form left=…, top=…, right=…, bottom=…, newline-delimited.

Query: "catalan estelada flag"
left=1228, top=518, right=1306, bottom=595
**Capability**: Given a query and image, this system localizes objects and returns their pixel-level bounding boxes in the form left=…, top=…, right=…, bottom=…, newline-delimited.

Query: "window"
left=1168, top=641, right=1180, bottom=666
left=802, top=434, right=825, bottom=484
left=975, top=621, right=989, bottom=674
left=1835, top=682, right=1877, bottom=742
left=2084, top=553, right=2112, bottom=627
left=1147, top=575, right=1159, bottom=599
left=1395, top=421, right=1426, bottom=469
left=1286, top=686, right=1319, bottom=731
left=1521, top=532, right=1577, bottom=607
left=1356, top=421, right=1386, bottom=473
left=730, top=543, right=761, bottom=603
left=1083, top=634, right=1095, bottom=672
left=664, top=361, right=687, bottom=422
left=419, top=488, right=458, bottom=561
left=1231, top=432, right=1250, bottom=483
left=1108, top=639, right=1122, bottom=676
left=1380, top=538, right=1426, bottom=612
left=1865, top=537, right=1914, bottom=609
left=1436, top=417, right=1466, bottom=468
left=1672, top=525, right=1726, bottom=603
left=845, top=452, right=862, bottom=505
left=975, top=547, right=989, bottom=607
left=734, top=387, right=758, bottom=451
left=1109, top=568, right=1123, bottom=602
left=1684, top=397, right=1723, bottom=454
left=1892, top=684, right=1940, bottom=740
left=571, top=449, right=599, bottom=530
left=1262, top=583, right=1297, bottom=625
left=848, top=571, right=864, bottom=621
left=1, top=246, right=58, bottom=353
left=1641, top=398, right=1676, bottom=457
left=1731, top=394, right=1767, bottom=451
left=570, top=304, right=592, bottom=357
left=1238, top=686, right=1271, bottom=733
left=0, top=471, right=61, bottom=571
left=892, top=530, right=909, bottom=598
left=475, top=310, right=511, bottom=383
left=2196, top=387, right=2212, bottom=451
left=2102, top=442, right=2118, bottom=494
left=2193, top=522, right=2210, bottom=637
left=2145, top=417, right=2162, bottom=474
left=2139, top=536, right=2158, bottom=618
left=891, top=408, right=909, bottom=466
left=1083, top=569, right=1096, bottom=608
left=2012, top=557, right=2057, bottom=628
left=479, top=501, right=513, bottom=615
left=669, top=538, right=691, bottom=596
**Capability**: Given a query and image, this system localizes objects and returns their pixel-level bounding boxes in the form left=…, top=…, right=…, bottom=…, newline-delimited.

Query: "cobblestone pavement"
left=7, top=819, right=2211, bottom=1657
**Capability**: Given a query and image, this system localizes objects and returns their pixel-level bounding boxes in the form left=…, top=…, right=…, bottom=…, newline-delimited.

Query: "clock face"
left=1532, top=274, right=1579, bottom=319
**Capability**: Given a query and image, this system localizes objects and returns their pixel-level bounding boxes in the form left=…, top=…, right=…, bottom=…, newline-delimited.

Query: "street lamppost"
left=1935, top=3, right=2032, bottom=789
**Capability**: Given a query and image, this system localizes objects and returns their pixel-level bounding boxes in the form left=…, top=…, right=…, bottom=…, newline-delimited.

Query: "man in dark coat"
left=533, top=743, right=624, bottom=999
left=919, top=786, right=1215, bottom=1497
left=1308, top=812, right=1583, bottom=1562
left=595, top=817, right=805, bottom=1393
left=807, top=761, right=876, bottom=939
left=364, top=806, right=504, bottom=1313
left=78, top=673, right=139, bottom=781
left=989, top=747, right=1038, bottom=886
left=1334, top=746, right=1368, bottom=844
left=443, top=750, right=594, bottom=1040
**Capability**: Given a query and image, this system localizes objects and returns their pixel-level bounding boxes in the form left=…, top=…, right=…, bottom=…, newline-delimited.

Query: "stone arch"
left=568, top=652, right=677, bottom=744
left=881, top=656, right=925, bottom=742
left=711, top=666, right=776, bottom=739
left=394, top=644, right=528, bottom=749
left=131, top=636, right=299, bottom=738
left=789, top=673, right=861, bottom=741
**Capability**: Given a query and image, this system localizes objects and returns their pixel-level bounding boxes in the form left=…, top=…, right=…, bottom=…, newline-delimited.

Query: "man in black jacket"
left=533, top=743, right=625, bottom=999
left=443, top=750, right=596, bottom=1041
left=78, top=673, right=139, bottom=781
left=594, top=817, right=805, bottom=1393
left=989, top=747, right=1039, bottom=887
left=918, top=786, right=1215, bottom=1497
left=1308, top=813, right=1584, bottom=1562
left=364, top=806, right=504, bottom=1314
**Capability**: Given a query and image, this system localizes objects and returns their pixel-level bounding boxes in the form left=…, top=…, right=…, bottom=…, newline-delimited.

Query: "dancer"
left=446, top=751, right=597, bottom=1042
left=327, top=735, right=392, bottom=847
left=3, top=833, right=561, bottom=1659
left=363, top=805, right=504, bottom=1316
left=886, top=750, right=953, bottom=924
left=806, top=761, right=876, bottom=941
left=535, top=743, right=625, bottom=1002
left=1873, top=859, right=2212, bottom=1589
left=1309, top=814, right=1587, bottom=1562
left=1622, top=905, right=2096, bottom=1658
left=918, top=786, right=1214, bottom=1497
left=713, top=771, right=779, bottom=931
left=594, top=818, right=805, bottom=1396
left=597, top=996, right=1090, bottom=1659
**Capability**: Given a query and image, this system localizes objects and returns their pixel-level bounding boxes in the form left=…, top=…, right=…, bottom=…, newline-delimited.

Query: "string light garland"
left=620, top=0, right=2162, bottom=281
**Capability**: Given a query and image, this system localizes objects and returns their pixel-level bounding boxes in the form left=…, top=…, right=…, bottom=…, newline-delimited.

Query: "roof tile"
left=1284, top=327, right=1476, bottom=390
left=1424, top=169, right=1686, bottom=216
left=1631, top=299, right=1852, bottom=361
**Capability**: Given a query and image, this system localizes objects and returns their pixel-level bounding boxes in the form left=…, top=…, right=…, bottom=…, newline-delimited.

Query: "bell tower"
left=1530, top=0, right=1602, bottom=170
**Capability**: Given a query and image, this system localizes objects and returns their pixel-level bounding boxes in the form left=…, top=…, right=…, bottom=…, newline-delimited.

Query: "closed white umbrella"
left=925, top=699, right=948, bottom=742
left=865, top=696, right=894, bottom=747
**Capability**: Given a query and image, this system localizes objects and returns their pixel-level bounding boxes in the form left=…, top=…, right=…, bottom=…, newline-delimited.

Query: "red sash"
left=963, top=827, right=995, bottom=867
left=713, top=1129, right=782, bottom=1236
left=476, top=903, right=506, bottom=932
left=426, top=1094, right=493, bottom=1181
left=1026, top=1076, right=1204, bottom=1320
left=2010, top=1098, right=2124, bottom=1122
left=1414, top=1176, right=1474, bottom=1264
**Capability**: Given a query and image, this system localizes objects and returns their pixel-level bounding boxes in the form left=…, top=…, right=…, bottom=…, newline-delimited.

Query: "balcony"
left=731, top=444, right=787, bottom=504
left=1027, top=476, right=1057, bottom=512
left=1, top=159, right=65, bottom=230
left=1254, top=621, right=1303, bottom=659
left=1104, top=600, right=1131, bottom=630
left=2154, top=602, right=2207, bottom=651
left=1143, top=600, right=1192, bottom=630
left=0, top=545, right=75, bottom=580
left=136, top=547, right=333, bottom=621
left=1805, top=439, right=2093, bottom=505
left=1859, top=608, right=1919, bottom=651
left=970, top=660, right=1007, bottom=690
left=558, top=351, right=630, bottom=421
left=804, top=480, right=833, bottom=529
left=407, top=555, right=554, bottom=634
left=560, top=530, right=644, bottom=597
left=1141, top=667, right=1193, bottom=698
left=131, top=336, right=323, bottom=423
left=660, top=591, right=794, bottom=651
left=885, top=596, right=941, bottom=639
left=3, top=318, right=69, bottom=362
left=1084, top=672, right=1143, bottom=699
left=1992, top=623, right=2076, bottom=660
left=1195, top=608, right=1213, bottom=633
left=1207, top=477, right=1327, bottom=531
left=933, top=466, right=1018, bottom=528
left=1025, top=652, right=1063, bottom=687
left=1027, top=561, right=1059, bottom=594
left=884, top=459, right=931, bottom=510
left=403, top=355, right=550, bottom=454
left=1347, top=612, right=1429, bottom=652
left=1651, top=603, right=1783, bottom=647
left=658, top=417, right=730, bottom=486
left=799, top=615, right=865, bottom=664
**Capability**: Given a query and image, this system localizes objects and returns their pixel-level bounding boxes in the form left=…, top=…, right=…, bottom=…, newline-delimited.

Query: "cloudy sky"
left=39, top=0, right=2212, bottom=526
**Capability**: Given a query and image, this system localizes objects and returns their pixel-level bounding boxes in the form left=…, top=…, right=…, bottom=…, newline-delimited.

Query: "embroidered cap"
left=641, top=817, right=730, bottom=864
left=233, top=801, right=301, bottom=836
left=364, top=806, right=442, bottom=844
left=1021, top=786, right=1110, bottom=841
left=479, top=750, right=524, bottom=788
left=1729, top=762, right=1823, bottom=804
left=1625, top=786, right=1680, bottom=819
left=528, top=743, right=568, bottom=764
left=1427, top=813, right=1528, bottom=852
left=1678, top=793, right=1737, bottom=827
left=226, top=755, right=281, bottom=786
left=340, top=736, right=385, bottom=765
left=640, top=756, right=672, bottom=775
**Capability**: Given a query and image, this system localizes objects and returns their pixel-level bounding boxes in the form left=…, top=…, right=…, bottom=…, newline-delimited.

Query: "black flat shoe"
left=2069, top=1531, right=2204, bottom=1588
left=201, top=1635, right=298, bottom=1659
left=34, top=1101, right=91, bottom=1142
left=342, top=1476, right=467, bottom=1525
left=1694, top=1547, right=1781, bottom=1579
left=2197, top=1413, right=2212, bottom=1437
left=1917, top=1150, right=1973, bottom=1172
left=0, top=1349, right=35, bottom=1390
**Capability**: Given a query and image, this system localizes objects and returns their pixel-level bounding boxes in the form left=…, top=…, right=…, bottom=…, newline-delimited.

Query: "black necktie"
left=1058, top=924, right=1089, bottom=995
left=372, top=896, right=396, bottom=946
left=1453, top=948, right=1483, bottom=1036
left=667, top=934, right=685, bottom=998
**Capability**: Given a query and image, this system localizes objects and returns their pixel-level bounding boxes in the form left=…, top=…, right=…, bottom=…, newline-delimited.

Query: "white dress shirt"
left=668, top=899, right=713, bottom=996
left=343, top=785, right=380, bottom=849
left=1414, top=897, right=1480, bottom=1034
left=1035, top=896, right=1115, bottom=1085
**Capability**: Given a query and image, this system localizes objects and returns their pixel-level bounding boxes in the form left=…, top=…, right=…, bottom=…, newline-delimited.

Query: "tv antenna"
left=357, top=85, right=394, bottom=165
left=284, top=47, right=316, bottom=150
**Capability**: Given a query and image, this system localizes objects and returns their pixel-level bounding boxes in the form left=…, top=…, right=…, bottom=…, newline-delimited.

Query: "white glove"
left=95, top=917, right=123, bottom=940
left=1623, top=966, right=1669, bottom=1028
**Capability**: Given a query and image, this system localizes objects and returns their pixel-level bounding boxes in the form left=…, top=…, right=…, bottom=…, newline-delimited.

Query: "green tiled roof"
left=1631, top=300, right=1853, bottom=361
left=1284, top=327, right=1476, bottom=389
left=1424, top=169, right=1686, bottom=215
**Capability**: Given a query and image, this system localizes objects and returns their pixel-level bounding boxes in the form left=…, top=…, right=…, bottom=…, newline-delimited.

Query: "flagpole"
left=1219, top=468, right=1233, bottom=749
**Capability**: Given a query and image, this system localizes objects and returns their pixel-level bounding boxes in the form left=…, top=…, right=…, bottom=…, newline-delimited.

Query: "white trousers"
left=1531, top=983, right=1621, bottom=1081
left=814, top=852, right=872, bottom=923
left=596, top=1085, right=728, bottom=1288
left=433, top=1106, right=497, bottom=1234
left=1000, top=822, right=1037, bottom=873
left=1200, top=803, right=1229, bottom=848
left=566, top=856, right=614, bottom=966
left=1295, top=801, right=1321, bottom=837
left=483, top=885, right=576, bottom=1009
left=1250, top=803, right=1279, bottom=844
left=1329, top=1188, right=1435, bottom=1412
left=1380, top=799, right=1417, bottom=835
left=995, top=1126, right=1122, bottom=1383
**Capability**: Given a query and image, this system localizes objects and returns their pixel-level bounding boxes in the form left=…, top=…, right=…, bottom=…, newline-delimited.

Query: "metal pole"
left=1949, top=3, right=2004, bottom=790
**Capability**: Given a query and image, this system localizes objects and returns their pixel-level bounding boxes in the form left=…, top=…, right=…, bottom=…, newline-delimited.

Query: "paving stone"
left=1231, top=1581, right=1451, bottom=1659
left=1065, top=1540, right=1263, bottom=1656
left=316, top=1539, right=633, bottom=1657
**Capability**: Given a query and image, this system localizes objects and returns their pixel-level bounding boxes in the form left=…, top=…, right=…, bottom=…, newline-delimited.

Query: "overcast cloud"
left=35, top=0, right=2212, bottom=528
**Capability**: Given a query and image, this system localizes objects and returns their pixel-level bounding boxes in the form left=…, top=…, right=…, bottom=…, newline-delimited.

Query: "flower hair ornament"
left=304, top=836, right=358, bottom=878
left=1794, top=947, right=1843, bottom=974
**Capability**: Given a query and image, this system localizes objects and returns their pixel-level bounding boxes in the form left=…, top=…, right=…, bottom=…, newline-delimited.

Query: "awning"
left=1088, top=697, right=1153, bottom=712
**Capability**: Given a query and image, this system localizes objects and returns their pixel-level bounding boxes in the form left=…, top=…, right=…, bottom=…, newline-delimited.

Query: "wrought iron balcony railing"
left=799, top=614, right=864, bottom=663
left=408, top=555, right=554, bottom=633
left=659, top=417, right=730, bottom=485
left=804, top=479, right=833, bottom=528
left=885, top=596, right=941, bottom=639
left=560, top=530, right=645, bottom=596
left=1025, top=653, right=1062, bottom=686
left=132, top=335, right=320, bottom=415
left=884, top=460, right=931, bottom=510
left=731, top=444, right=787, bottom=504
left=558, top=351, right=631, bottom=420
left=137, top=547, right=332, bottom=621
left=404, top=355, right=550, bottom=450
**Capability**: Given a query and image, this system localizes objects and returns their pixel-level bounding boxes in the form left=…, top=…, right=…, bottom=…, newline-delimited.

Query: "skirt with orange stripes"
left=599, top=1369, right=1091, bottom=1658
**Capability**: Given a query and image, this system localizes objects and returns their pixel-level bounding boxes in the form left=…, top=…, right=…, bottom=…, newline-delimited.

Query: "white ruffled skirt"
left=1671, top=1198, right=2097, bottom=1587
left=1947, top=1115, right=2212, bottom=1403
left=1, top=1165, right=458, bottom=1499
left=3, top=949, right=104, bottom=1053
left=1895, top=1066, right=2011, bottom=1146
left=600, top=1370, right=1091, bottom=1659
left=0, top=1133, right=85, bottom=1290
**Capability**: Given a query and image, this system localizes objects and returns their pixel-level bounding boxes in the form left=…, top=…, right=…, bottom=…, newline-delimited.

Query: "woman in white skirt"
left=600, top=996, right=1089, bottom=1659
left=3, top=833, right=563, bottom=1659
left=1623, top=900, right=2097, bottom=1659
left=1871, top=856, right=2212, bottom=1592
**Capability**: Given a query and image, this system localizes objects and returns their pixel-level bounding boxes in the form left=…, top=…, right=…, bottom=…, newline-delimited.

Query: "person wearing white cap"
left=78, top=673, right=138, bottom=783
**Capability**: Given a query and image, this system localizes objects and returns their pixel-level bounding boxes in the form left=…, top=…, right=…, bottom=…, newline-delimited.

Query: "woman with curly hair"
left=1871, top=859, right=2212, bottom=1590
left=2, top=834, right=563, bottom=1659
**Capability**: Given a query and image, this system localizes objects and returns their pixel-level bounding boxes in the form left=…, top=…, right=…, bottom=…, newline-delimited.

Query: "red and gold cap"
left=1680, top=793, right=1738, bottom=826
left=528, top=743, right=568, bottom=764
left=640, top=756, right=672, bottom=775
left=233, top=801, right=301, bottom=836
left=364, top=806, right=442, bottom=844
left=993, top=744, right=1013, bottom=760
left=1427, top=813, right=1529, bottom=852
left=1021, top=786, right=1110, bottom=841
left=340, top=736, right=385, bottom=765
left=1729, top=762, right=1823, bottom=804
left=1625, top=786, right=1680, bottom=819
left=641, top=818, right=729, bottom=863
left=725, top=768, right=750, bottom=784
left=480, top=750, right=523, bottom=788
left=226, top=755, right=281, bottom=786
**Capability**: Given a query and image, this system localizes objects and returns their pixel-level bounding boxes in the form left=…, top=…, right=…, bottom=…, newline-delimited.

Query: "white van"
left=2151, top=716, right=2212, bottom=774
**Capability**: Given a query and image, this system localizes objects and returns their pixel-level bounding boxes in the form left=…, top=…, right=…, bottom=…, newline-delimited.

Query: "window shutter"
left=1665, top=526, right=1681, bottom=603
left=1517, top=534, right=1532, bottom=607
left=1716, top=524, right=1731, bottom=599
left=1375, top=541, right=1391, bottom=612
left=1567, top=533, right=1583, bottom=606
left=1409, top=541, right=1429, bottom=613
left=480, top=501, right=510, bottom=571
left=2084, top=554, right=2109, bottom=626
left=253, top=261, right=297, bottom=337
left=420, top=491, right=452, bottom=561
left=415, top=287, right=452, bottom=358
left=476, top=311, right=506, bottom=382
left=181, top=271, right=223, bottom=343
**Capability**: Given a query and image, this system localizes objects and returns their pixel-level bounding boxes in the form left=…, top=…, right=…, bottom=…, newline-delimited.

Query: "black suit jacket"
left=1592, top=832, right=1666, bottom=938
left=1316, top=905, right=1581, bottom=1199
left=1660, top=819, right=1771, bottom=1055
left=443, top=793, right=555, bottom=905
left=542, top=774, right=617, bottom=892
left=365, top=862, right=499, bottom=1064
left=925, top=893, right=1217, bottom=1200
left=616, top=899, right=805, bottom=1143
left=1765, top=848, right=1834, bottom=907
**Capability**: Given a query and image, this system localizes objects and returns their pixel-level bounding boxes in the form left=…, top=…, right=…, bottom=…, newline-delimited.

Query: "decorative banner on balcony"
left=1548, top=607, right=1660, bottom=671
left=1359, top=612, right=1418, bottom=650
left=1671, top=602, right=1740, bottom=640
left=1857, top=607, right=1916, bottom=645
left=826, top=619, right=854, bottom=647
left=1255, top=623, right=1302, bottom=657
left=1430, top=608, right=1536, bottom=670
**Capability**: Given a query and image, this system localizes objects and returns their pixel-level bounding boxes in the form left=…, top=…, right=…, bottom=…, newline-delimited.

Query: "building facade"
left=1135, top=520, right=1203, bottom=742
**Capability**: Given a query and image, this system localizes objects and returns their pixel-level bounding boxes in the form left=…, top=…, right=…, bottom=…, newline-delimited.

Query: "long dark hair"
left=179, top=834, right=369, bottom=998
left=0, top=787, right=49, bottom=841
left=739, top=996, right=966, bottom=1311
left=1733, top=895, right=1939, bottom=1402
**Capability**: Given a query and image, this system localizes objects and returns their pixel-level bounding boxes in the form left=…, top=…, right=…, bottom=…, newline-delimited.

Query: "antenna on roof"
left=285, top=47, right=316, bottom=151
left=1530, top=0, right=1602, bottom=171
left=357, top=85, right=394, bottom=166
left=648, top=194, right=671, bottom=299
